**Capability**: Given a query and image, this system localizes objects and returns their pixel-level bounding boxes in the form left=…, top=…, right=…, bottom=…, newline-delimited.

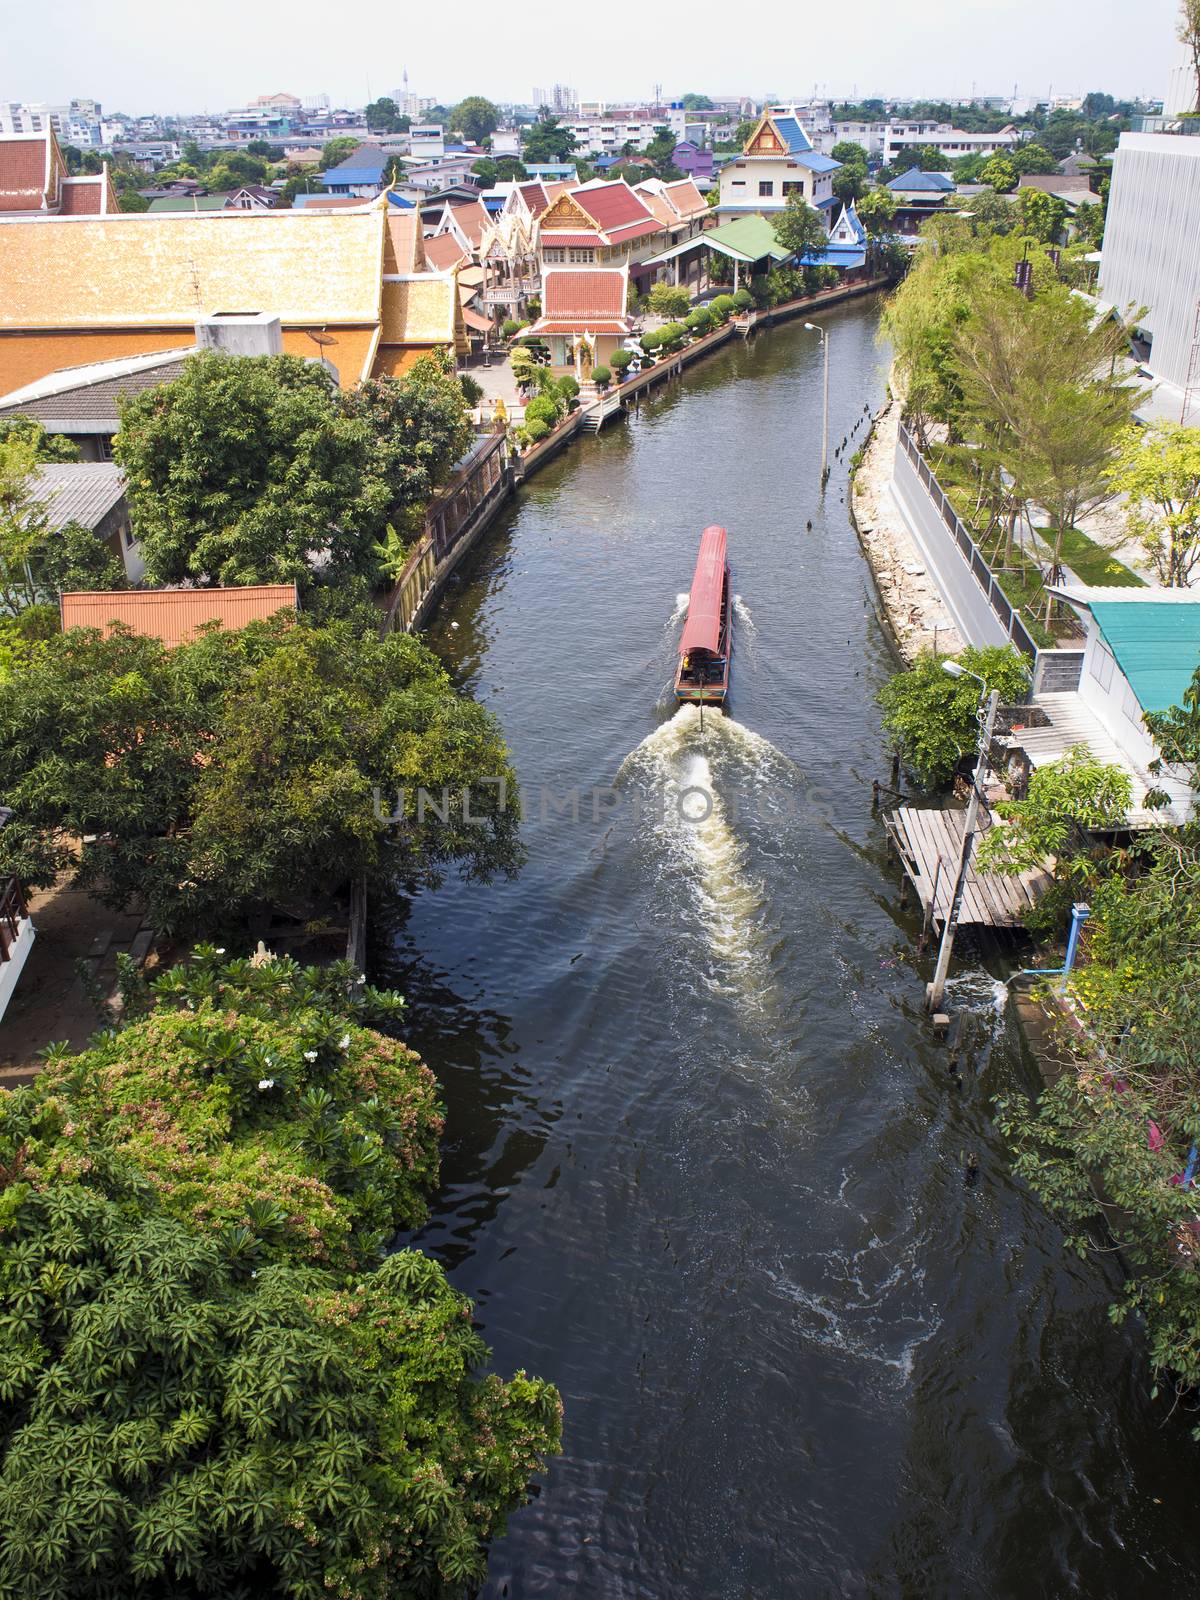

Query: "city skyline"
left=8, top=0, right=1181, bottom=117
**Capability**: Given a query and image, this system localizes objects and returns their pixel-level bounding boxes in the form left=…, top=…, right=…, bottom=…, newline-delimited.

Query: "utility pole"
left=804, top=320, right=829, bottom=490
left=927, top=681, right=1000, bottom=1012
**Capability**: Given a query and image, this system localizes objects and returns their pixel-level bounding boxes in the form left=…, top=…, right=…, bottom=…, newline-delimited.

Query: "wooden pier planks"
left=884, top=806, right=1049, bottom=930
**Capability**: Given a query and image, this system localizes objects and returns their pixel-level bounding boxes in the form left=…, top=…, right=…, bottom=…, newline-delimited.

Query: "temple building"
left=0, top=127, right=118, bottom=217
left=715, top=109, right=841, bottom=221
left=0, top=198, right=465, bottom=394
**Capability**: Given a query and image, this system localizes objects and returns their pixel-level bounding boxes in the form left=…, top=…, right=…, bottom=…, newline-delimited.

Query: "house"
left=0, top=202, right=461, bottom=395
left=0, top=127, right=118, bottom=216
left=60, top=583, right=299, bottom=646
left=882, top=125, right=1019, bottom=166
left=0, top=347, right=195, bottom=461
left=672, top=140, right=715, bottom=182
left=821, top=201, right=868, bottom=271
left=1016, top=173, right=1102, bottom=230
left=886, top=167, right=956, bottom=235
left=1099, top=131, right=1200, bottom=407
left=319, top=143, right=391, bottom=198
left=523, top=268, right=633, bottom=378
left=25, top=461, right=142, bottom=580
left=716, top=108, right=841, bottom=220
left=525, top=163, right=577, bottom=184
left=1015, top=587, right=1200, bottom=824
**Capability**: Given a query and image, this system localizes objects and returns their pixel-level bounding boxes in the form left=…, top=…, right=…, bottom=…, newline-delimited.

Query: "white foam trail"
left=734, top=594, right=756, bottom=632
left=669, top=591, right=690, bottom=625
left=617, top=706, right=774, bottom=1008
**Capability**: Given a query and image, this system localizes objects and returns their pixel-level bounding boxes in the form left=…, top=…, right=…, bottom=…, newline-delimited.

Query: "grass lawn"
left=1037, top=525, right=1145, bottom=588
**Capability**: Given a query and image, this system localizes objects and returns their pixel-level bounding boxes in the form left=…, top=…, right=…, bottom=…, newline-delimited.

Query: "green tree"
left=832, top=159, right=868, bottom=205
left=981, top=156, right=1018, bottom=192
left=450, top=96, right=500, bottom=144
left=522, top=114, right=577, bottom=165
left=1011, top=142, right=1059, bottom=175
left=0, top=416, right=80, bottom=462
left=0, top=438, right=123, bottom=613
left=321, top=135, right=359, bottom=168
left=877, top=645, right=1031, bottom=787
left=975, top=744, right=1133, bottom=876
left=681, top=93, right=714, bottom=110
left=772, top=190, right=828, bottom=261
left=903, top=144, right=949, bottom=172
left=1016, top=186, right=1067, bottom=242
left=856, top=186, right=897, bottom=236
left=1108, top=422, right=1200, bottom=587
left=0, top=952, right=561, bottom=1598
left=114, top=352, right=389, bottom=587
left=831, top=140, right=869, bottom=167
left=364, top=96, right=407, bottom=133
left=1073, top=199, right=1106, bottom=248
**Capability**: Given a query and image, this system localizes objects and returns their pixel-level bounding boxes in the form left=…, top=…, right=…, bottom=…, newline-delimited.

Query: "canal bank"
left=377, top=297, right=1200, bottom=1598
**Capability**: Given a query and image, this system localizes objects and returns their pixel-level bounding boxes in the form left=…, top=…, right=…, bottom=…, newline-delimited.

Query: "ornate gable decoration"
left=743, top=114, right=786, bottom=157
left=539, top=192, right=594, bottom=231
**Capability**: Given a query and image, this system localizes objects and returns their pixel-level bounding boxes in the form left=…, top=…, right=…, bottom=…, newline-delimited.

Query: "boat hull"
left=674, top=543, right=733, bottom=705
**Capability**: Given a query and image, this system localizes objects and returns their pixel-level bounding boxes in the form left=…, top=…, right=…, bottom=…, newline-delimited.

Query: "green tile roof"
left=146, top=194, right=230, bottom=212
left=701, top=214, right=791, bottom=263
left=1089, top=600, right=1200, bottom=712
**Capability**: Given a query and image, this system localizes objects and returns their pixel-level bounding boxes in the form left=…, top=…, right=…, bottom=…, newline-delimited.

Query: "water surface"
left=376, top=301, right=1200, bottom=1599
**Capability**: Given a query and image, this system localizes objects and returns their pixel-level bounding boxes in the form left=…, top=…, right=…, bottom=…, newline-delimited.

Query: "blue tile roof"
left=887, top=167, right=954, bottom=192
left=802, top=245, right=866, bottom=269
left=790, top=150, right=840, bottom=174
left=771, top=115, right=813, bottom=155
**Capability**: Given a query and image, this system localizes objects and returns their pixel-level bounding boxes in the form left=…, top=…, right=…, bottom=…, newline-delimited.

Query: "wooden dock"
left=883, top=806, right=1050, bottom=930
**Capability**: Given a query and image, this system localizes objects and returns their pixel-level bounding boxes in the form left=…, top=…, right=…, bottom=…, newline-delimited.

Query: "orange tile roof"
left=447, top=200, right=489, bottom=247
left=0, top=329, right=201, bottom=396
left=383, top=210, right=423, bottom=274
left=422, top=231, right=469, bottom=272
left=59, top=176, right=106, bottom=215
left=543, top=269, right=626, bottom=319
left=663, top=178, right=708, bottom=219
left=60, top=584, right=298, bottom=646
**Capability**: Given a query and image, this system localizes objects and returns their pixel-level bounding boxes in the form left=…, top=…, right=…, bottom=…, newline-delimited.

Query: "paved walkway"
left=851, top=393, right=964, bottom=662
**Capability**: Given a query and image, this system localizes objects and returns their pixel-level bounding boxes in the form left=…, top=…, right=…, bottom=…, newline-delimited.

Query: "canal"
left=376, top=297, right=1200, bottom=1598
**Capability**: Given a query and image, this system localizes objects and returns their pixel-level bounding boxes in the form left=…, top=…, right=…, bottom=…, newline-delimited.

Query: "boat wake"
left=668, top=591, right=690, bottom=625
left=618, top=706, right=793, bottom=1012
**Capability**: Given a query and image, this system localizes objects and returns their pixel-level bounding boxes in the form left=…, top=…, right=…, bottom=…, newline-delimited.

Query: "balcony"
left=481, top=278, right=540, bottom=308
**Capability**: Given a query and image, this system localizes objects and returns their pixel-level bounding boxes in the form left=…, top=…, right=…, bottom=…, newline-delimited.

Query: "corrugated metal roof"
left=702, top=215, right=790, bottom=263
left=27, top=463, right=127, bottom=530
left=1088, top=599, right=1200, bottom=713
left=60, top=583, right=298, bottom=646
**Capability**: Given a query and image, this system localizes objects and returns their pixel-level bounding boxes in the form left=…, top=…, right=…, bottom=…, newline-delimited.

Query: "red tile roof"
left=59, top=177, right=104, bottom=215
left=574, top=181, right=656, bottom=233
left=517, top=181, right=551, bottom=215
left=544, top=270, right=626, bottom=319
left=539, top=231, right=604, bottom=248
left=601, top=218, right=660, bottom=244
left=534, top=321, right=630, bottom=336
left=60, top=584, right=298, bottom=646
left=663, top=178, right=708, bottom=219
left=0, top=136, right=51, bottom=211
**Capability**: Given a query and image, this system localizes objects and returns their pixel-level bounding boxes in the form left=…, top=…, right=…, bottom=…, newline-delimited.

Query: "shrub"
left=685, top=308, right=713, bottom=336
left=555, top=374, right=580, bottom=402
left=500, top=318, right=521, bottom=339
left=647, top=281, right=691, bottom=318
left=523, top=395, right=561, bottom=430
left=525, top=298, right=541, bottom=319
left=610, top=349, right=633, bottom=375
left=710, top=294, right=737, bottom=322
left=732, top=287, right=754, bottom=312
left=459, top=373, right=484, bottom=407
left=658, top=321, right=687, bottom=351
left=592, top=365, right=612, bottom=390
left=640, top=329, right=662, bottom=354
left=877, top=645, right=1032, bottom=788
left=524, top=417, right=551, bottom=443
left=750, top=274, right=773, bottom=308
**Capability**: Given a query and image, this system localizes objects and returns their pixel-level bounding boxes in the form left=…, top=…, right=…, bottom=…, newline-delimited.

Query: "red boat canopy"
left=679, top=525, right=728, bottom=657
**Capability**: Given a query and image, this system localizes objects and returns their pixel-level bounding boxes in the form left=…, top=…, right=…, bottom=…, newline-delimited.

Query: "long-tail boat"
left=674, top=525, right=732, bottom=705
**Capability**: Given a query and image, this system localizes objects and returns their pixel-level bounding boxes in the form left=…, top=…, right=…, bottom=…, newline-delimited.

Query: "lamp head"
left=803, top=322, right=817, bottom=331
left=941, top=660, right=965, bottom=678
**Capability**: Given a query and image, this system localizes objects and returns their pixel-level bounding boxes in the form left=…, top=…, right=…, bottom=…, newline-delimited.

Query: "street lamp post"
left=804, top=320, right=829, bottom=491
left=926, top=662, right=1001, bottom=1013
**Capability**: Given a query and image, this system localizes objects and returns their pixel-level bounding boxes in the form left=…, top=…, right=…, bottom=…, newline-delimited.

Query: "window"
left=759, top=180, right=774, bottom=197
left=731, top=179, right=745, bottom=188
left=542, top=247, right=565, bottom=263
left=783, top=180, right=804, bottom=196
left=1122, top=683, right=1143, bottom=726
left=1089, top=637, right=1116, bottom=692
left=95, top=435, right=114, bottom=461
left=568, top=247, right=595, bottom=264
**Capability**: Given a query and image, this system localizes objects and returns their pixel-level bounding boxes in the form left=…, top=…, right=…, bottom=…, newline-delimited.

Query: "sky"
left=4, top=0, right=1183, bottom=115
